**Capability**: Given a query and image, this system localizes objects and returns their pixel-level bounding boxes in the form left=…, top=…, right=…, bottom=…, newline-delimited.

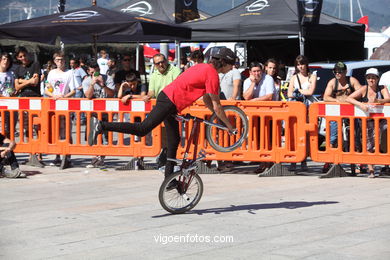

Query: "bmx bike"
left=158, top=105, right=248, bottom=214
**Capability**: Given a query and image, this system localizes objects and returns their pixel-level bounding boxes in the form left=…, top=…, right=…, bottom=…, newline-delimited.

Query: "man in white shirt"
left=97, top=49, right=109, bottom=75
left=243, top=61, right=274, bottom=101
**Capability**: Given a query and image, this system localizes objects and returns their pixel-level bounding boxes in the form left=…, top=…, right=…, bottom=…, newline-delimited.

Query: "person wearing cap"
left=346, top=68, right=390, bottom=178
left=88, top=47, right=237, bottom=180
left=321, top=62, right=362, bottom=173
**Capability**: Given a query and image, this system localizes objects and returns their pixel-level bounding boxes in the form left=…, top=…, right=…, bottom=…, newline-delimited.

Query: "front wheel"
left=159, top=171, right=203, bottom=214
left=206, top=105, right=248, bottom=152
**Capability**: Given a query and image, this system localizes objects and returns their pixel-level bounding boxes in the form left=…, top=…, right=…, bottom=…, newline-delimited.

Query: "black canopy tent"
left=186, top=0, right=365, bottom=63
left=0, top=5, right=191, bottom=45
left=114, top=0, right=210, bottom=23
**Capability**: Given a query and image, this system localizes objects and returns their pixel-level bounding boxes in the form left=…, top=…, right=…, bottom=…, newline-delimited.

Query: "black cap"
left=212, top=48, right=237, bottom=64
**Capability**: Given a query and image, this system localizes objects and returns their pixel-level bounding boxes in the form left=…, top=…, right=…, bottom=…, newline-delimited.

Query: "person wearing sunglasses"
left=114, top=54, right=141, bottom=96
left=321, top=62, right=362, bottom=173
left=346, top=68, right=390, bottom=178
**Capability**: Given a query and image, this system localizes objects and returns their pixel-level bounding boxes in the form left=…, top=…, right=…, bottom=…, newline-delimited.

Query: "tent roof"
left=114, top=0, right=210, bottom=23
left=0, top=5, right=191, bottom=44
left=187, top=0, right=364, bottom=41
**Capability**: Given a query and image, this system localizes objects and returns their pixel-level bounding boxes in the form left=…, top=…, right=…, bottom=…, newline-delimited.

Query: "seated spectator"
left=346, top=68, right=390, bottom=178
left=243, top=61, right=274, bottom=101
left=322, top=62, right=362, bottom=173
left=243, top=62, right=274, bottom=173
left=287, top=55, right=317, bottom=172
left=265, top=58, right=281, bottom=101
left=0, top=133, right=25, bottom=178
left=0, top=52, right=17, bottom=138
left=118, top=72, right=147, bottom=103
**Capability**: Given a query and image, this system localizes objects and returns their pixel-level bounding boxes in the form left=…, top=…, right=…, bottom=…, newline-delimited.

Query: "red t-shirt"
left=163, top=63, right=219, bottom=112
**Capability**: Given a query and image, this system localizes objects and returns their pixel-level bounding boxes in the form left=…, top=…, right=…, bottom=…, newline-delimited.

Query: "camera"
left=292, top=88, right=305, bottom=102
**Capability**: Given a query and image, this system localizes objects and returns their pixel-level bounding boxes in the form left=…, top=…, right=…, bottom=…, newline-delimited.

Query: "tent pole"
left=175, top=40, right=181, bottom=68
left=299, top=31, right=304, bottom=56
left=136, top=42, right=140, bottom=71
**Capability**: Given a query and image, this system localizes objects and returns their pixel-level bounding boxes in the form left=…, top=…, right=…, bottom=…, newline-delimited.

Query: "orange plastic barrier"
left=0, top=97, right=161, bottom=158
left=178, top=100, right=310, bottom=163
left=309, top=102, right=390, bottom=165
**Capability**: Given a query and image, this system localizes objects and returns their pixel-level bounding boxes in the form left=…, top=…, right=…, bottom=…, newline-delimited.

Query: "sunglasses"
left=122, top=59, right=131, bottom=62
left=154, top=61, right=165, bottom=66
left=333, top=70, right=345, bottom=74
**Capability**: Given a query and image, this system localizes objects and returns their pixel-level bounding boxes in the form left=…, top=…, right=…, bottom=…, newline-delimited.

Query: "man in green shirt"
left=143, top=54, right=181, bottom=102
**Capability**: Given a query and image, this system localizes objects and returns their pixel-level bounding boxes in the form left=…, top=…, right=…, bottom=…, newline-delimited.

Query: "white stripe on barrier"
left=131, top=100, right=146, bottom=112
left=320, top=104, right=390, bottom=117
left=30, top=99, right=42, bottom=110
left=80, top=100, right=93, bottom=111
left=56, top=100, right=69, bottom=111
left=106, top=100, right=119, bottom=111
left=326, top=104, right=340, bottom=116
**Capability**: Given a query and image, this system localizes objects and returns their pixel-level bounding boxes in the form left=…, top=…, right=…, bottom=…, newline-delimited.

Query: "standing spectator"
left=70, top=57, right=88, bottom=124
left=219, top=57, right=241, bottom=100
left=243, top=62, right=274, bottom=101
left=143, top=54, right=181, bottom=102
left=322, top=62, right=362, bottom=173
left=287, top=55, right=317, bottom=172
left=79, top=56, right=88, bottom=73
left=184, top=50, right=204, bottom=71
left=45, top=52, right=76, bottom=169
left=265, top=58, right=281, bottom=101
left=83, top=60, right=115, bottom=168
left=40, top=60, right=55, bottom=97
left=0, top=52, right=17, bottom=138
left=114, top=54, right=141, bottom=95
left=13, top=47, right=43, bottom=166
left=106, top=57, right=118, bottom=81
left=14, top=47, right=41, bottom=97
left=346, top=68, right=390, bottom=178
left=97, top=49, right=109, bottom=75
left=0, top=133, right=26, bottom=178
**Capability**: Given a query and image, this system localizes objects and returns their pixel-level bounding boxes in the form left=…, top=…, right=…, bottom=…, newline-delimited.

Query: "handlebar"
left=175, top=114, right=237, bottom=135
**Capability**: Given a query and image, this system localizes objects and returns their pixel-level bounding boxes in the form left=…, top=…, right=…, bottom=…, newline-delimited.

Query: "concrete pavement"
left=1, top=156, right=390, bottom=259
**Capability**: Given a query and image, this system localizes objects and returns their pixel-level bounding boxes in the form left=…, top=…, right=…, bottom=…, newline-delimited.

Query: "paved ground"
left=1, top=155, right=390, bottom=259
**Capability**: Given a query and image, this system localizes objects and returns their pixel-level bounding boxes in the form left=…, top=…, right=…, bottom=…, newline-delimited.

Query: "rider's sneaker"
left=166, top=179, right=178, bottom=191
left=2, top=167, right=25, bottom=178
left=88, top=117, right=102, bottom=146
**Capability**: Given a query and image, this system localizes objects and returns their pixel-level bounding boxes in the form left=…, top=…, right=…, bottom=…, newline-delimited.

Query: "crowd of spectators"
left=0, top=46, right=390, bottom=178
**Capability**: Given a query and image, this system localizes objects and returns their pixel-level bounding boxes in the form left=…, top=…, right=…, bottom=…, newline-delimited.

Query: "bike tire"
left=159, top=171, right=203, bottom=214
left=206, top=105, right=248, bottom=153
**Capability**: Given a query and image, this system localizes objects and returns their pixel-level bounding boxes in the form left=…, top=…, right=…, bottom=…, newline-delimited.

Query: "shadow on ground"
left=153, top=200, right=339, bottom=217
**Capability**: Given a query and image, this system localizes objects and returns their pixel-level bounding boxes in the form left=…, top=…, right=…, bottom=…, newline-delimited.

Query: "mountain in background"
left=0, top=0, right=388, bottom=31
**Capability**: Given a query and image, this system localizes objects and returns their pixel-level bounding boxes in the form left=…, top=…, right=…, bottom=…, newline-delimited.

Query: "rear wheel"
left=206, top=105, right=248, bottom=152
left=159, top=171, right=203, bottom=214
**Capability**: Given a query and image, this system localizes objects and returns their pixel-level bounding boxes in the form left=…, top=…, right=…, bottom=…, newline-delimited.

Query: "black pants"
left=101, top=92, right=180, bottom=177
left=0, top=144, right=19, bottom=170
